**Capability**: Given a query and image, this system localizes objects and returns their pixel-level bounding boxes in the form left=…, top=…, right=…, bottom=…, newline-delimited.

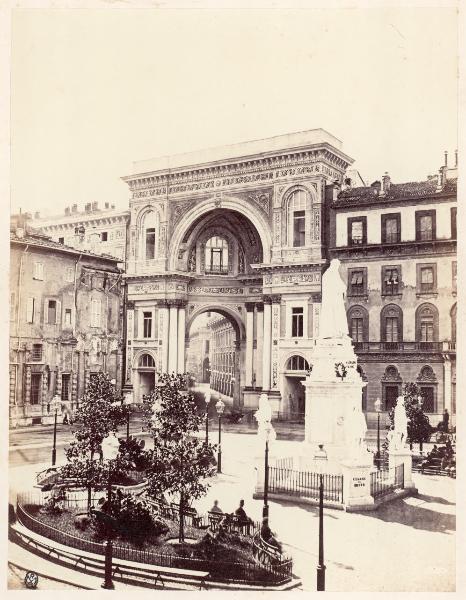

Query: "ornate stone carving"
left=170, top=200, right=197, bottom=228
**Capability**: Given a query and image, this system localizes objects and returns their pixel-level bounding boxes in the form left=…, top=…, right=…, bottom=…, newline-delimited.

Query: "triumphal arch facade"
left=122, top=129, right=353, bottom=413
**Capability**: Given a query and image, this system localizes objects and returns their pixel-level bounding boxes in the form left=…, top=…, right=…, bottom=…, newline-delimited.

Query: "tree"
left=60, top=373, right=127, bottom=512
left=143, top=373, right=217, bottom=543
left=386, top=382, right=432, bottom=449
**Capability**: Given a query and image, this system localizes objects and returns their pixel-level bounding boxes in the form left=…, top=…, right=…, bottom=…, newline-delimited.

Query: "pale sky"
left=10, top=6, right=458, bottom=216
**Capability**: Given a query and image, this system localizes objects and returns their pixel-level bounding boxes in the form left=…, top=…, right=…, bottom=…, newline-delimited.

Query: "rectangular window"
left=26, top=297, right=35, bottom=323
left=143, top=311, right=152, bottom=338
left=65, top=267, right=74, bottom=282
left=101, top=232, right=108, bottom=242
left=291, top=307, right=304, bottom=337
left=33, top=262, right=44, bottom=280
left=293, top=211, right=306, bottom=247
left=61, top=374, right=71, bottom=402
left=205, top=340, right=210, bottom=353
left=384, top=385, right=399, bottom=412
left=420, top=267, right=434, bottom=292
left=419, top=387, right=435, bottom=413
left=382, top=266, right=401, bottom=295
left=30, top=373, right=41, bottom=405
left=417, top=263, right=437, bottom=294
left=420, top=319, right=434, bottom=342
left=385, top=317, right=399, bottom=342
left=452, top=261, right=457, bottom=292
left=47, top=300, right=57, bottom=324
left=91, top=298, right=101, bottom=327
left=146, top=228, right=156, bottom=259
left=416, top=210, right=436, bottom=241
left=351, top=318, right=364, bottom=342
left=348, top=269, right=366, bottom=296
left=347, top=216, right=367, bottom=246
left=64, top=308, right=72, bottom=327
left=451, top=207, right=457, bottom=239
left=381, top=213, right=401, bottom=243
left=31, top=344, right=43, bottom=361
left=58, top=237, right=64, bottom=244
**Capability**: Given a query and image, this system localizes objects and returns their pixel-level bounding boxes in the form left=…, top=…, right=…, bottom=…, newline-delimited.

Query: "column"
left=256, top=303, right=264, bottom=388
left=126, top=302, right=135, bottom=385
left=159, top=302, right=169, bottom=373
left=177, top=303, right=186, bottom=374
left=270, top=295, right=281, bottom=390
left=245, top=303, right=255, bottom=387
left=168, top=302, right=178, bottom=373
left=443, top=356, right=452, bottom=413
left=262, top=298, right=272, bottom=391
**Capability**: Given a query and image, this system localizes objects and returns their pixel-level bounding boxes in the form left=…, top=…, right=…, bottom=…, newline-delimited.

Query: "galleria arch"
left=122, top=129, right=352, bottom=411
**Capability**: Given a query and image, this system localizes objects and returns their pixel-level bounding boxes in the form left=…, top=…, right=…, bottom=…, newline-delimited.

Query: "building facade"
left=328, top=155, right=457, bottom=427
left=209, top=316, right=236, bottom=399
left=121, top=129, right=353, bottom=411
left=32, top=202, right=129, bottom=260
left=186, top=323, right=212, bottom=384
left=10, top=218, right=124, bottom=427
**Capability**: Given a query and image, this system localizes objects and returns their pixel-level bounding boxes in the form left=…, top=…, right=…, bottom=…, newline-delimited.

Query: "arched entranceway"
left=186, top=307, right=245, bottom=407
left=133, top=352, right=156, bottom=401
left=282, top=354, right=310, bottom=421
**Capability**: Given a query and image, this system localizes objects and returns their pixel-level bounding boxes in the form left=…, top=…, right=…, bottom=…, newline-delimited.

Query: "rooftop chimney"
left=65, top=207, right=71, bottom=215
left=382, top=172, right=391, bottom=192
left=371, top=180, right=381, bottom=194
left=85, top=203, right=92, bottom=213
left=111, top=204, right=115, bottom=209
left=104, top=202, right=109, bottom=209
left=34, top=211, right=40, bottom=219
left=16, top=227, right=25, bottom=239
left=444, top=151, right=448, bottom=167
left=91, top=201, right=98, bottom=211
left=332, top=179, right=341, bottom=201
left=71, top=204, right=78, bottom=213
left=437, top=168, right=444, bottom=192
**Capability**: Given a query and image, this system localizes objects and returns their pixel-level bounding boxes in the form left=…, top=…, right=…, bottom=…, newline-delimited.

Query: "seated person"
left=260, top=518, right=282, bottom=553
left=210, top=500, right=223, bottom=514
left=235, top=499, right=253, bottom=532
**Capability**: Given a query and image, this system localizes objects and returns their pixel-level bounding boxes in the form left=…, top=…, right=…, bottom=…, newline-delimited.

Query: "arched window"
left=286, top=355, right=310, bottom=371
left=139, top=353, right=155, bottom=368
left=381, top=364, right=402, bottom=411
left=347, top=305, right=369, bottom=347
left=205, top=237, right=228, bottom=274
left=380, top=304, right=403, bottom=347
left=417, top=365, right=437, bottom=413
left=142, top=211, right=157, bottom=260
left=415, top=303, right=439, bottom=347
left=288, top=190, right=308, bottom=247
left=451, top=303, right=457, bottom=343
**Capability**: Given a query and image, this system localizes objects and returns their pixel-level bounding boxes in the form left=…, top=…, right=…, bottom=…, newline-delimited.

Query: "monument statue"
left=388, top=395, right=408, bottom=450
left=254, top=393, right=276, bottom=442
left=319, top=259, right=349, bottom=339
left=348, top=405, right=368, bottom=458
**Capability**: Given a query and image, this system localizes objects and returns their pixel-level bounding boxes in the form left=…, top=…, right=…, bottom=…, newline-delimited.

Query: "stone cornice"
left=329, top=239, right=456, bottom=261
left=123, top=272, right=194, bottom=283
left=123, top=144, right=351, bottom=192
left=331, top=191, right=456, bottom=211
left=254, top=261, right=326, bottom=273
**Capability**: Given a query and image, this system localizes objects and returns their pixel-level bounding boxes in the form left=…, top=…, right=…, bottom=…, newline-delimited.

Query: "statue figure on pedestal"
left=319, top=259, right=348, bottom=339
left=388, top=396, right=408, bottom=451
left=348, top=405, right=368, bottom=459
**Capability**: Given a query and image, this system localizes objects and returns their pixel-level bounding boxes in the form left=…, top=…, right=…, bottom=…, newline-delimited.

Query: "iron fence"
left=267, top=467, right=344, bottom=504
left=16, top=495, right=291, bottom=585
left=370, top=464, right=404, bottom=499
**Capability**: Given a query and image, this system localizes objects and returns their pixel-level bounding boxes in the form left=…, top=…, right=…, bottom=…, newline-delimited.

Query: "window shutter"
left=26, top=298, right=34, bottom=323
left=55, top=301, right=61, bottom=326
left=44, top=299, right=48, bottom=324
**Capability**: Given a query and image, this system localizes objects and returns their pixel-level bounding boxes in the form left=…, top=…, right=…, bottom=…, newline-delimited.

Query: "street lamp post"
left=262, top=422, right=273, bottom=520
left=205, top=389, right=211, bottom=444
left=123, top=392, right=133, bottom=441
left=215, top=399, right=225, bottom=473
left=374, top=397, right=382, bottom=470
left=314, top=444, right=328, bottom=592
left=50, top=395, right=61, bottom=466
left=100, top=432, right=120, bottom=590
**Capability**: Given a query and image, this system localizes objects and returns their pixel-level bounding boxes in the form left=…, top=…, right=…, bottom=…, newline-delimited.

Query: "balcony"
left=352, top=341, right=452, bottom=354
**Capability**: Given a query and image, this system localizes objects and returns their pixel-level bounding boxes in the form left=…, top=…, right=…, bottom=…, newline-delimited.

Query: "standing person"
left=442, top=408, right=450, bottom=433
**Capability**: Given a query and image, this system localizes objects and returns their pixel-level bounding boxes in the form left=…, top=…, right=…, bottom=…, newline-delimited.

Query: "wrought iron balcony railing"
left=352, top=341, right=454, bottom=353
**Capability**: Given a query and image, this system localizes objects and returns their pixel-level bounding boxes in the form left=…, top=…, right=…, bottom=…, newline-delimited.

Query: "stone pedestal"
left=340, top=460, right=375, bottom=510
left=302, top=335, right=367, bottom=463
left=389, top=447, right=417, bottom=490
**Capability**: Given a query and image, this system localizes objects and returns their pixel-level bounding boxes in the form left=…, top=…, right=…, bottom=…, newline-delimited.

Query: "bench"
left=170, top=503, right=203, bottom=528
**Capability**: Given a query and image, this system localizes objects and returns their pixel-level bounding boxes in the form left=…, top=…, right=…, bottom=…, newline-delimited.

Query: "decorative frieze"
left=187, top=286, right=244, bottom=295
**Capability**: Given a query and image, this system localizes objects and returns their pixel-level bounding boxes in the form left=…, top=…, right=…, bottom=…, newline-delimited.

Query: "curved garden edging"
left=15, top=497, right=295, bottom=588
